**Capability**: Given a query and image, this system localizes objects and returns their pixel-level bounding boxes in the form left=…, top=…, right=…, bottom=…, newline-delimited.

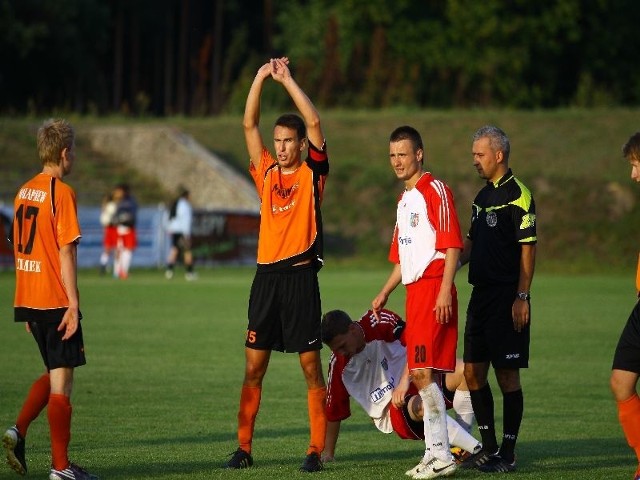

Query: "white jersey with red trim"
left=389, top=172, right=463, bottom=284
left=326, top=309, right=406, bottom=433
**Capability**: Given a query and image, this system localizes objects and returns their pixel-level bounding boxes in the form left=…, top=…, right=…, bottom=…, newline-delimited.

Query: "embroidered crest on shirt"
left=486, top=211, right=497, bottom=227
left=381, top=357, right=388, bottom=371
left=410, top=212, right=420, bottom=227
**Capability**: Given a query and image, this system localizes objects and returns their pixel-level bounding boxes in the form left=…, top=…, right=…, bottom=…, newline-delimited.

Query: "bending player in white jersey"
left=321, top=309, right=481, bottom=475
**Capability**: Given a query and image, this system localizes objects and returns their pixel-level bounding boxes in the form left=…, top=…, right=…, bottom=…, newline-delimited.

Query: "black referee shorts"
left=612, top=300, right=640, bottom=374
left=464, top=285, right=530, bottom=369
left=247, top=263, right=322, bottom=353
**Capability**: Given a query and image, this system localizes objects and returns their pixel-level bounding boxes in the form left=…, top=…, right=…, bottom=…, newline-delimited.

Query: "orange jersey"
left=12, top=173, right=81, bottom=310
left=250, top=142, right=328, bottom=269
left=637, top=253, right=640, bottom=293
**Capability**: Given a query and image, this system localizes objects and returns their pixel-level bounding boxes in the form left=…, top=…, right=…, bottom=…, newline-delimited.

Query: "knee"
left=463, top=365, right=486, bottom=390
left=610, top=371, right=635, bottom=402
left=495, top=369, right=521, bottom=392
left=243, top=362, right=267, bottom=386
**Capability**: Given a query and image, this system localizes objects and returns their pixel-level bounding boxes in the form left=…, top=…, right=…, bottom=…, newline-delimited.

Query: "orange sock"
left=238, top=386, right=261, bottom=454
left=618, top=393, right=640, bottom=464
left=306, top=387, right=327, bottom=455
left=48, top=394, right=72, bottom=471
left=16, top=373, right=50, bottom=437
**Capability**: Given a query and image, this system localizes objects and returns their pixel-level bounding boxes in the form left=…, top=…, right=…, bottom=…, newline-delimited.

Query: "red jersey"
left=12, top=173, right=81, bottom=314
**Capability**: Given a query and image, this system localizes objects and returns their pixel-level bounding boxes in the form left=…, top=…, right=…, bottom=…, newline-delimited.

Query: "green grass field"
left=0, top=266, right=637, bottom=479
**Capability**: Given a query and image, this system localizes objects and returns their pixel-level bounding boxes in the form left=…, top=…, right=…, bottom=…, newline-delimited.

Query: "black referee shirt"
left=467, top=169, right=537, bottom=287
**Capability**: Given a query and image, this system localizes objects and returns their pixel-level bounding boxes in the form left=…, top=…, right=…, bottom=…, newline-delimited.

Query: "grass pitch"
left=0, top=266, right=637, bottom=479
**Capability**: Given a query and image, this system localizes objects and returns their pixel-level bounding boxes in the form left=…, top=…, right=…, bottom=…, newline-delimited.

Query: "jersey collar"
left=488, top=168, right=514, bottom=188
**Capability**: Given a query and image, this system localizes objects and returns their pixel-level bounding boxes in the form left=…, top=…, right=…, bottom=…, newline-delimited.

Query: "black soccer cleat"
left=459, top=448, right=497, bottom=469
left=226, top=448, right=253, bottom=469
left=477, top=454, right=516, bottom=473
left=300, top=452, right=323, bottom=473
left=3, top=426, right=27, bottom=476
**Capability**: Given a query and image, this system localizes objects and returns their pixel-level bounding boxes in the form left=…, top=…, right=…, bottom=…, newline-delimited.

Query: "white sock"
left=446, top=415, right=481, bottom=453
left=419, top=382, right=452, bottom=463
left=452, top=389, right=475, bottom=433
left=120, top=249, right=132, bottom=276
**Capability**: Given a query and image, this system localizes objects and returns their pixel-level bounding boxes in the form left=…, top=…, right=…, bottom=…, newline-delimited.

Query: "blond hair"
left=37, top=118, right=75, bottom=166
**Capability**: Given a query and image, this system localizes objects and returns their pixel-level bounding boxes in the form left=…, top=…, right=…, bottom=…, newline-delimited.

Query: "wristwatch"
left=517, top=291, right=530, bottom=301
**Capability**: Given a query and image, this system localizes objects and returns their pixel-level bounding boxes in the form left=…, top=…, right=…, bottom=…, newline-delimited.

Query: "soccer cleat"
left=299, top=452, right=323, bottom=472
left=452, top=442, right=482, bottom=464
left=164, top=269, right=174, bottom=279
left=450, top=447, right=468, bottom=463
left=49, top=463, right=98, bottom=480
left=406, top=458, right=430, bottom=477
left=2, top=426, right=27, bottom=475
left=477, top=454, right=516, bottom=473
left=226, top=448, right=253, bottom=469
left=412, top=457, right=457, bottom=479
left=459, top=447, right=497, bottom=469
left=185, top=272, right=198, bottom=281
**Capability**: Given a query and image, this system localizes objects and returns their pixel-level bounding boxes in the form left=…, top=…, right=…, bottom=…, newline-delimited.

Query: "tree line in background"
left=1, top=0, right=639, bottom=116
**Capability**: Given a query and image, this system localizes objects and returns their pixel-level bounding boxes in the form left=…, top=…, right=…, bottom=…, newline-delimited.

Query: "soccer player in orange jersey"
left=226, top=58, right=328, bottom=473
left=611, top=132, right=640, bottom=480
left=2, top=119, right=97, bottom=480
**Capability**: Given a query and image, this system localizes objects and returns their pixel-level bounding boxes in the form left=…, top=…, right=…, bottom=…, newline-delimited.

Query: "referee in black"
left=458, top=125, right=537, bottom=473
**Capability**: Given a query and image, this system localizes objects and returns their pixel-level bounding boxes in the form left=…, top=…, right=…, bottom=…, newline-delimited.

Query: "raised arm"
left=270, top=58, right=325, bottom=149
left=243, top=62, right=273, bottom=169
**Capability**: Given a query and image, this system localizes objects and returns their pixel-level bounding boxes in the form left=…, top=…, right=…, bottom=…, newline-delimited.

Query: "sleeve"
left=306, top=140, right=329, bottom=200
left=515, top=192, right=537, bottom=244
left=636, top=253, right=640, bottom=293
left=325, top=353, right=352, bottom=422
left=56, top=186, right=81, bottom=247
left=249, top=148, right=275, bottom=195
left=388, top=224, right=399, bottom=264
left=426, top=182, right=463, bottom=252
left=359, top=310, right=405, bottom=343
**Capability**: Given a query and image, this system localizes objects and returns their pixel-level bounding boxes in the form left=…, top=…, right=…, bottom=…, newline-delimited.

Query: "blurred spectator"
left=165, top=187, right=196, bottom=280
left=99, top=189, right=118, bottom=275
left=113, top=184, right=137, bottom=279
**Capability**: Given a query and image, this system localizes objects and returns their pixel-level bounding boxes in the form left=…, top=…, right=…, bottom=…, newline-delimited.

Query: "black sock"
left=499, top=389, right=523, bottom=463
left=469, top=384, right=498, bottom=453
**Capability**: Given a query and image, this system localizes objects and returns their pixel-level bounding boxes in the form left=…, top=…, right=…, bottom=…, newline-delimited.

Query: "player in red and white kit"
left=373, top=126, right=464, bottom=479
left=321, top=309, right=480, bottom=464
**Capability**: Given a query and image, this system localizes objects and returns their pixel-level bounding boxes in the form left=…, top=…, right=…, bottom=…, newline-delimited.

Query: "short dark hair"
left=321, top=310, right=353, bottom=344
left=623, top=132, right=640, bottom=161
left=389, top=125, right=424, bottom=152
left=275, top=113, right=306, bottom=141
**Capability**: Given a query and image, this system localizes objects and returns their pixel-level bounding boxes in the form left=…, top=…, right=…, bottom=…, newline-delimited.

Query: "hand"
left=256, top=62, right=273, bottom=80
left=270, top=57, right=291, bottom=83
left=371, top=292, right=388, bottom=320
left=391, top=386, right=408, bottom=408
left=511, top=299, right=530, bottom=332
left=433, top=287, right=453, bottom=324
left=58, top=307, right=79, bottom=341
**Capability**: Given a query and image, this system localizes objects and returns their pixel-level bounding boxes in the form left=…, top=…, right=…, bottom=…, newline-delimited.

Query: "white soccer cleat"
left=412, top=457, right=457, bottom=479
left=405, top=459, right=429, bottom=477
